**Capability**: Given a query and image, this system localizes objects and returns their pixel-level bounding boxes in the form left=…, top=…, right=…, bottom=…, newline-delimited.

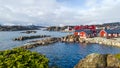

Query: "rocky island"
left=21, top=30, right=37, bottom=34
left=13, top=35, right=51, bottom=41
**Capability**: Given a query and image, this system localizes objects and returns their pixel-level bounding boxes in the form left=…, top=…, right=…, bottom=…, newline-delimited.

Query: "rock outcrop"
left=107, top=54, right=120, bottom=67
left=46, top=26, right=63, bottom=31
left=61, top=35, right=85, bottom=43
left=74, top=53, right=120, bottom=68
left=45, top=26, right=74, bottom=31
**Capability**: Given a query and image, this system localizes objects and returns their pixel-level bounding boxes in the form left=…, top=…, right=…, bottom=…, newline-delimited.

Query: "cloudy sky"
left=0, top=0, right=120, bottom=26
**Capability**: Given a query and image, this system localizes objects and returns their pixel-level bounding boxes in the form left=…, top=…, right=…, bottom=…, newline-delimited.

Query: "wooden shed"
left=99, top=30, right=107, bottom=37
left=74, top=30, right=94, bottom=38
left=99, top=29, right=120, bottom=38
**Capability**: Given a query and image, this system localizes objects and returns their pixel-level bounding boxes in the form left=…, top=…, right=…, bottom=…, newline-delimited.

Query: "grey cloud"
left=0, top=0, right=120, bottom=25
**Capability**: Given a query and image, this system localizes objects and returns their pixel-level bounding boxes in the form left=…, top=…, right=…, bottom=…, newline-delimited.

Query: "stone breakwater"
left=85, top=37, right=120, bottom=47
left=19, top=37, right=60, bottom=49
left=13, top=35, right=51, bottom=41
left=74, top=53, right=120, bottom=68
left=61, top=35, right=120, bottom=47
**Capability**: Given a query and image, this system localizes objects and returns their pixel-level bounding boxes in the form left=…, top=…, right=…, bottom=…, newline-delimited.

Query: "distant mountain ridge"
left=0, top=25, right=42, bottom=31
left=103, top=22, right=120, bottom=26
left=0, top=22, right=119, bottom=31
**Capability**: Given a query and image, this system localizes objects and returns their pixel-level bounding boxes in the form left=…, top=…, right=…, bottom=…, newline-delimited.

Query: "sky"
left=0, top=0, right=120, bottom=26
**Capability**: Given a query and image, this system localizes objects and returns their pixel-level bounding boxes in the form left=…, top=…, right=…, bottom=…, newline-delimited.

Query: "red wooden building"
left=99, top=29, right=120, bottom=38
left=74, top=25, right=96, bottom=30
left=74, top=30, right=95, bottom=39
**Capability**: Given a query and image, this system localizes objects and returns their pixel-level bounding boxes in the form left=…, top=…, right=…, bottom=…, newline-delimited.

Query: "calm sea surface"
left=0, top=30, right=69, bottom=50
left=0, top=30, right=120, bottom=68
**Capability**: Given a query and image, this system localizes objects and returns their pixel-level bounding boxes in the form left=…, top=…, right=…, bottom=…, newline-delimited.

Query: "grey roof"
left=75, top=30, right=93, bottom=34
left=105, top=29, right=120, bottom=34
left=75, top=29, right=120, bottom=34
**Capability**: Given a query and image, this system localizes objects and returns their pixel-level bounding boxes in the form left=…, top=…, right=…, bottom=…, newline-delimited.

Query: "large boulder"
left=74, top=53, right=107, bottom=68
left=107, top=54, right=120, bottom=67
left=74, top=53, right=120, bottom=68
left=61, top=35, right=80, bottom=43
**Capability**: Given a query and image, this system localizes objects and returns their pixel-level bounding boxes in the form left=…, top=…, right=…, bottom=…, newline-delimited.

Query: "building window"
left=113, top=34, right=115, bottom=36
left=83, top=34, right=85, bottom=37
left=104, top=34, right=106, bottom=37
left=80, top=33, right=82, bottom=36
left=115, top=34, right=117, bottom=37
left=108, top=34, right=111, bottom=36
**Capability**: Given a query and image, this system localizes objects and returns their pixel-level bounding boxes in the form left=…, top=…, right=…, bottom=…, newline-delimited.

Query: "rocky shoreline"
left=13, top=35, right=51, bottom=41
left=11, top=34, right=120, bottom=68
left=61, top=35, right=120, bottom=47
left=85, top=37, right=120, bottom=47
left=74, top=53, right=120, bottom=68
